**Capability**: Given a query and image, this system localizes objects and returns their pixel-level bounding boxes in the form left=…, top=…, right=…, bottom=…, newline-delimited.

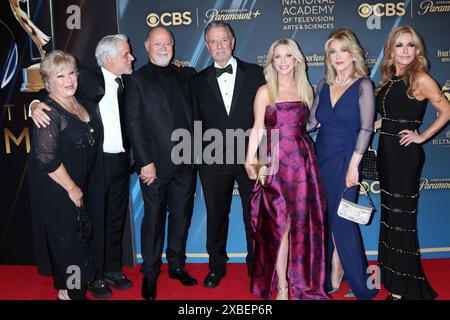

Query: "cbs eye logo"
left=146, top=12, right=192, bottom=27
left=358, top=2, right=406, bottom=18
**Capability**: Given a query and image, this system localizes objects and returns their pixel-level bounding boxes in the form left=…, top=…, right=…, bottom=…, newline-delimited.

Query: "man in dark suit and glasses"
left=29, top=34, right=135, bottom=299
left=191, top=21, right=265, bottom=288
left=124, top=27, right=197, bottom=300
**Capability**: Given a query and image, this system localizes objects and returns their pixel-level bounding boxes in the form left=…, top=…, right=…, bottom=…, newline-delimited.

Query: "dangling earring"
left=353, top=57, right=356, bottom=62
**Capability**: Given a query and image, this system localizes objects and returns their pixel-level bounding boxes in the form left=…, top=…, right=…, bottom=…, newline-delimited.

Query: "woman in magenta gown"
left=245, top=39, right=329, bottom=300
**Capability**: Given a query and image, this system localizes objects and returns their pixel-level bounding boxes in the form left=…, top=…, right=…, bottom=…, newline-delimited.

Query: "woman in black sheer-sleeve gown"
left=28, top=51, right=100, bottom=300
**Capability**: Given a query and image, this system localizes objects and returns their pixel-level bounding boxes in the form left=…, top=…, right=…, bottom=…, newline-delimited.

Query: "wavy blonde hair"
left=324, top=28, right=368, bottom=85
left=375, top=25, right=428, bottom=97
left=264, top=38, right=312, bottom=107
left=40, top=50, right=77, bottom=93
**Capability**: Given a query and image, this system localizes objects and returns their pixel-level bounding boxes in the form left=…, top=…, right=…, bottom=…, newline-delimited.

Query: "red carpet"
left=0, top=260, right=449, bottom=300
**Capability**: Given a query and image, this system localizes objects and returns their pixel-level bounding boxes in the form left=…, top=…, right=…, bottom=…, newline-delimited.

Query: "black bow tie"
left=215, top=64, right=233, bottom=77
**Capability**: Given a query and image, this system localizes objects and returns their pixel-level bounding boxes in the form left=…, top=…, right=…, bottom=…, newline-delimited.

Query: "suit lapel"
left=206, top=65, right=229, bottom=118
left=229, top=60, right=246, bottom=117
left=94, top=68, right=106, bottom=105
left=91, top=68, right=105, bottom=125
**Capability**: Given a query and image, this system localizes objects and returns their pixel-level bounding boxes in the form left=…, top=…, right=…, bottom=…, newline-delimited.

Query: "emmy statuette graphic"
left=9, top=0, right=51, bottom=92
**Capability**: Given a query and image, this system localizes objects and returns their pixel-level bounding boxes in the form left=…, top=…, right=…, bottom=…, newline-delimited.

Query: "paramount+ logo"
left=358, top=2, right=406, bottom=18
left=146, top=12, right=192, bottom=27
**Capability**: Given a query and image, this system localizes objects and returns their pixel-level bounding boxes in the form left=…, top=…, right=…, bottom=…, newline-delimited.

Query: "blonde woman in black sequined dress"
left=375, top=26, right=450, bottom=300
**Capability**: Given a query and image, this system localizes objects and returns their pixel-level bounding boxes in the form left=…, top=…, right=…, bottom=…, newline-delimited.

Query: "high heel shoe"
left=328, top=287, right=340, bottom=294
left=328, top=274, right=344, bottom=294
left=276, top=286, right=289, bottom=300
left=57, top=290, right=70, bottom=301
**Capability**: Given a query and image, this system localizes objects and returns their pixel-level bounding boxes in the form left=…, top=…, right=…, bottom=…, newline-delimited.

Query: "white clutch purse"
left=337, top=183, right=375, bottom=225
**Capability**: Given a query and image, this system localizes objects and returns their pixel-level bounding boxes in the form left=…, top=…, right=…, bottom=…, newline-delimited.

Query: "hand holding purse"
left=250, top=159, right=268, bottom=185
left=337, top=183, right=375, bottom=225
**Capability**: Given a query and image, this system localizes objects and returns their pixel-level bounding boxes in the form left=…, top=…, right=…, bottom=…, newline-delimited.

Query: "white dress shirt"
left=99, top=67, right=125, bottom=153
left=215, top=57, right=237, bottom=115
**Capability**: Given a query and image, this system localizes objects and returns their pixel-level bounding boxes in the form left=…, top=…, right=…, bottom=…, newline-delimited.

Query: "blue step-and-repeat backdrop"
left=117, top=0, right=450, bottom=262
left=0, top=0, right=448, bottom=265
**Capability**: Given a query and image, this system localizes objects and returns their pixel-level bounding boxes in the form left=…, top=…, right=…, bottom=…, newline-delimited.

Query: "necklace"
left=51, top=95, right=82, bottom=116
left=50, top=95, right=96, bottom=146
left=335, top=77, right=352, bottom=87
left=390, top=74, right=409, bottom=83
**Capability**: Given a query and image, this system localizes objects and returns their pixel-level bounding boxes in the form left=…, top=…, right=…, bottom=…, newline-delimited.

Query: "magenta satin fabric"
left=250, top=101, right=330, bottom=300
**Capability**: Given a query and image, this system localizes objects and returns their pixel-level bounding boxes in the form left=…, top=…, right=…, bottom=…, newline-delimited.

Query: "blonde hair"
left=375, top=25, right=428, bottom=97
left=324, top=28, right=368, bottom=85
left=40, top=50, right=77, bottom=92
left=264, top=38, right=312, bottom=107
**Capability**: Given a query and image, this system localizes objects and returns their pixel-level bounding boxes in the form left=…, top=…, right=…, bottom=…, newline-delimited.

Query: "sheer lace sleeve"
left=307, top=79, right=326, bottom=132
left=33, top=107, right=63, bottom=173
left=354, top=78, right=375, bottom=155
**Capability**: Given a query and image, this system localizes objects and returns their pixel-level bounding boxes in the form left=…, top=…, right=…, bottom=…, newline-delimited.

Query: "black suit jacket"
left=77, top=67, right=130, bottom=151
left=124, top=63, right=196, bottom=178
left=190, top=58, right=265, bottom=173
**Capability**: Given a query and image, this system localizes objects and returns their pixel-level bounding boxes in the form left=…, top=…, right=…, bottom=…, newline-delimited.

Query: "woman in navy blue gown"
left=307, top=29, right=378, bottom=300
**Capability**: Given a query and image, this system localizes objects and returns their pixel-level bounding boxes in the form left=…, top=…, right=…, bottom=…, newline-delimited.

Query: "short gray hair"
left=95, top=34, right=128, bottom=67
left=204, top=21, right=235, bottom=42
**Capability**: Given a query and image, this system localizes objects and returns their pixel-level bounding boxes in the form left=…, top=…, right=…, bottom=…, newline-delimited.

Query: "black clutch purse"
left=76, top=204, right=92, bottom=242
left=361, top=147, right=378, bottom=181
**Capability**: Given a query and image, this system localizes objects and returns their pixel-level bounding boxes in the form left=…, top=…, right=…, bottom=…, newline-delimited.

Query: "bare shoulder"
left=414, top=71, right=442, bottom=101
left=416, top=71, right=434, bottom=86
left=415, top=71, right=439, bottom=92
left=254, top=85, right=270, bottom=109
left=255, top=85, right=269, bottom=101
left=256, top=84, right=268, bottom=95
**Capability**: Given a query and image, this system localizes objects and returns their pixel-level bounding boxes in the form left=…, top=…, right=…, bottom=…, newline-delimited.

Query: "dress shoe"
left=104, top=271, right=133, bottom=290
left=386, top=293, right=402, bottom=300
left=141, top=277, right=157, bottom=300
left=88, top=279, right=112, bottom=299
left=203, top=269, right=226, bottom=289
left=169, top=268, right=198, bottom=286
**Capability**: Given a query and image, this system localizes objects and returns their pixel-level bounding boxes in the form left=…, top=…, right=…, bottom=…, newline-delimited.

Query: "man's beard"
left=154, top=53, right=171, bottom=67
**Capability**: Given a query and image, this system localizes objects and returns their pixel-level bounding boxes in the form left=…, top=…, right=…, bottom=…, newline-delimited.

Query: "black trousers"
left=103, top=152, right=130, bottom=274
left=199, top=164, right=253, bottom=275
left=140, top=165, right=195, bottom=279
